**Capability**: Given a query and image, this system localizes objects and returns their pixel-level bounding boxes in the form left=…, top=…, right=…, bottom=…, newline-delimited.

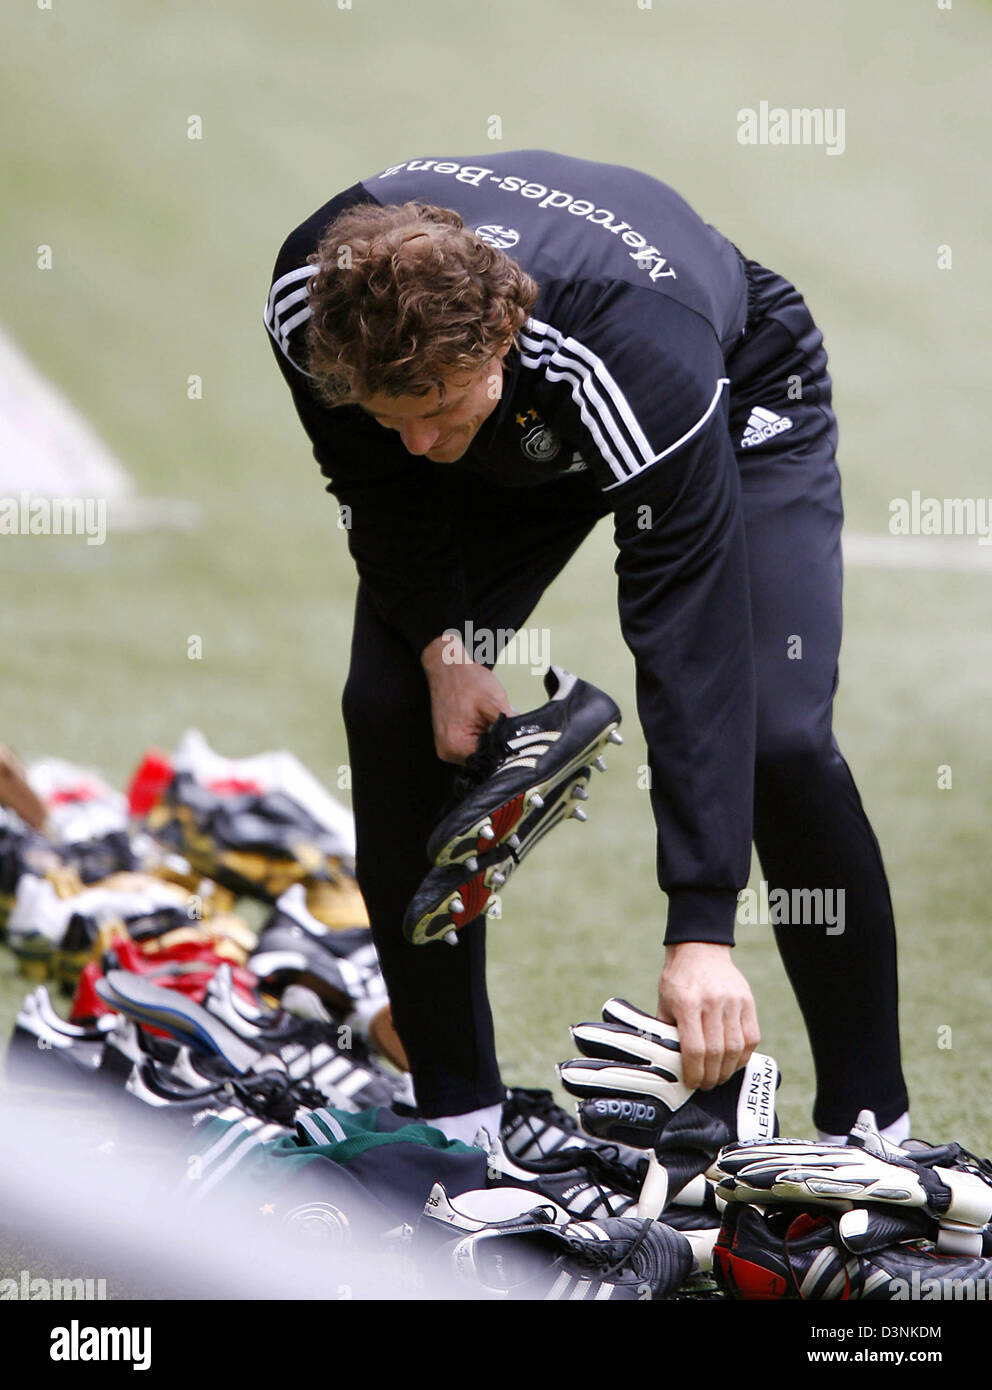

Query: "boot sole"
left=406, top=767, right=594, bottom=946
left=429, top=720, right=620, bottom=868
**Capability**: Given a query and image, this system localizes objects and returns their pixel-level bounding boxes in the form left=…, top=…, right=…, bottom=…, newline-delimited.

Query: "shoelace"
left=513, top=1142, right=642, bottom=1204
left=780, top=1213, right=934, bottom=1301
left=507, top=1089, right=650, bottom=1180
left=507, top=1087, right=582, bottom=1135
left=782, top=1214, right=860, bottom=1300
left=438, top=717, right=515, bottom=820
left=228, top=1071, right=325, bottom=1124
left=908, top=1141, right=992, bottom=1184
left=561, top=1218, right=657, bottom=1280
left=143, top=1059, right=322, bottom=1125
left=470, top=1217, right=658, bottom=1297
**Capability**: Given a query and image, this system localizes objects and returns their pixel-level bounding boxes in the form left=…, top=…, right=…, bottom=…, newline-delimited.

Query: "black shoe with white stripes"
left=99, top=1017, right=224, bottom=1090
left=248, top=885, right=384, bottom=1017
left=121, top=1050, right=331, bottom=1130
left=480, top=1129, right=641, bottom=1221
left=426, top=666, right=622, bottom=870
left=499, top=1085, right=646, bottom=1172
left=90, top=1010, right=336, bottom=1132
left=714, top=1201, right=992, bottom=1301
left=403, top=754, right=604, bottom=946
left=96, top=969, right=398, bottom=1112
left=434, top=1197, right=692, bottom=1300
left=500, top=1087, right=593, bottom=1162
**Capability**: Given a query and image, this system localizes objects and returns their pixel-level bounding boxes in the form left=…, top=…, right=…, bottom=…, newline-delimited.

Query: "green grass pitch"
left=1, top=0, right=990, bottom=1160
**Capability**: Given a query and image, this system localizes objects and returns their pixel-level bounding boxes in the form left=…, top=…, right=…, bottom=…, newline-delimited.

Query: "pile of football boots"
left=0, top=736, right=674, bottom=1291
left=0, top=722, right=736, bottom=1299
left=1, top=735, right=409, bottom=1117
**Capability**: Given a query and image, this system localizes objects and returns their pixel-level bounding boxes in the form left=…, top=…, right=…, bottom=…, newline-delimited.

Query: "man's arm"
left=532, top=281, right=760, bottom=1086
left=611, top=400, right=754, bottom=945
left=611, top=396, right=759, bottom=1088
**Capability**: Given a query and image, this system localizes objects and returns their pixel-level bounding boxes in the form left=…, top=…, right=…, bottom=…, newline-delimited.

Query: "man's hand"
left=657, top=941, right=759, bottom=1092
left=421, top=634, right=514, bottom=764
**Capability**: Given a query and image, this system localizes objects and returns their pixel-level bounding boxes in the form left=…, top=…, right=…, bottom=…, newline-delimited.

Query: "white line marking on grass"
left=0, top=326, right=200, bottom=532
left=843, top=531, right=992, bottom=573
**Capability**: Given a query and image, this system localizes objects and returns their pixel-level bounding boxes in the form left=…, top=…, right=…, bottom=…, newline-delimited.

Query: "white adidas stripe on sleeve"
left=263, top=264, right=318, bottom=370
left=600, top=374, right=729, bottom=491
left=519, top=317, right=729, bottom=490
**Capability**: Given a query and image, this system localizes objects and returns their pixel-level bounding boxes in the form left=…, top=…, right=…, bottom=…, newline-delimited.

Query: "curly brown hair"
left=304, top=202, right=539, bottom=406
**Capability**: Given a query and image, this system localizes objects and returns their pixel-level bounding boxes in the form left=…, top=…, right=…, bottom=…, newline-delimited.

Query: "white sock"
left=816, top=1111, right=911, bottom=1146
left=880, top=1111, right=912, bottom=1146
left=425, top=1102, right=504, bottom=1146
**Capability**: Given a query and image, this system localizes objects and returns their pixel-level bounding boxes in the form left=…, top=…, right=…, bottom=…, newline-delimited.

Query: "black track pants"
left=343, top=470, right=605, bottom=1117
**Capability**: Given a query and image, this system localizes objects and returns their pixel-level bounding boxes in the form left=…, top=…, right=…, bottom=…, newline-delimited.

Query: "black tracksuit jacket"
left=264, top=149, right=800, bottom=946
